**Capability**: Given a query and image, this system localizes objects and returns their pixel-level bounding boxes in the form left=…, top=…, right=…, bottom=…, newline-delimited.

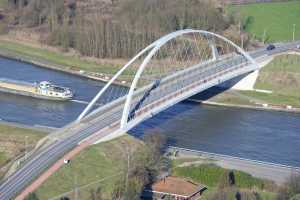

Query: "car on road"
left=266, top=44, right=276, bottom=51
left=64, top=159, right=70, bottom=164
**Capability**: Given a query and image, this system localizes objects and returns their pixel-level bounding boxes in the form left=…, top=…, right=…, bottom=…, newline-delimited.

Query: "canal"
left=0, top=57, right=300, bottom=167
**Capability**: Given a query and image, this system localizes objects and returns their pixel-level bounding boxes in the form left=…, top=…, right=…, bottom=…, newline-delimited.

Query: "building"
left=142, top=176, right=207, bottom=200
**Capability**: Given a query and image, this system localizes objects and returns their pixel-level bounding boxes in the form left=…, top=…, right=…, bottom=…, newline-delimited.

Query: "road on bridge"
left=0, top=40, right=299, bottom=199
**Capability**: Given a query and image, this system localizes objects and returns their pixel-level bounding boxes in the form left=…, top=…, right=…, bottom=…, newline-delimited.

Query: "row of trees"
left=6, top=0, right=236, bottom=58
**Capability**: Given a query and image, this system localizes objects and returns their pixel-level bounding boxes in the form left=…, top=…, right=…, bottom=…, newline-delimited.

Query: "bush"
left=219, top=170, right=236, bottom=189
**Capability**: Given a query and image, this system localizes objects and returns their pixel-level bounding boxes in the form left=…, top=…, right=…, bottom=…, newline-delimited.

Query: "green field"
left=210, top=54, right=300, bottom=107
left=172, top=163, right=276, bottom=200
left=0, top=123, right=45, bottom=178
left=172, top=164, right=273, bottom=189
left=0, top=40, right=125, bottom=75
left=35, top=135, right=141, bottom=200
left=229, top=1, right=300, bottom=42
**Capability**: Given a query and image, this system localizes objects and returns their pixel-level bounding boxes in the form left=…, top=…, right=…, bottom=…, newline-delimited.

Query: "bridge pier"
left=231, top=70, right=259, bottom=90
left=228, top=56, right=275, bottom=91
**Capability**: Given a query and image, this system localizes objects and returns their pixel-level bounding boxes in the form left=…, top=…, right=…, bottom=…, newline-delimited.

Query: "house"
left=142, top=176, right=207, bottom=200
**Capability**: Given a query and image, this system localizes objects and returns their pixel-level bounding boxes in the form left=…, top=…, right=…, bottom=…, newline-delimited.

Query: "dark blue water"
left=132, top=102, right=300, bottom=167
left=0, top=57, right=106, bottom=127
left=0, top=57, right=300, bottom=167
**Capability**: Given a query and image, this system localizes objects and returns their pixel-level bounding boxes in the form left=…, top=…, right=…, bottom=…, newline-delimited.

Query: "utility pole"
left=239, top=20, right=244, bottom=49
left=293, top=24, right=296, bottom=41
left=74, top=174, right=79, bottom=200
left=262, top=29, right=267, bottom=44
left=24, top=136, right=28, bottom=160
left=122, top=141, right=130, bottom=196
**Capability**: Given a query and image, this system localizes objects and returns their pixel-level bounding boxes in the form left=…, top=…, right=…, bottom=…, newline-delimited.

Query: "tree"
left=218, top=170, right=235, bottom=189
left=6, top=0, right=239, bottom=59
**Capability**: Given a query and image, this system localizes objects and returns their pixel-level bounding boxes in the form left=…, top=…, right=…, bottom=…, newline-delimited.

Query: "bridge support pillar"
left=231, top=70, right=259, bottom=90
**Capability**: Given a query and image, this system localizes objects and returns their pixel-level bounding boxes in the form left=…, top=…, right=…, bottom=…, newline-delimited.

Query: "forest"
left=4, top=0, right=246, bottom=59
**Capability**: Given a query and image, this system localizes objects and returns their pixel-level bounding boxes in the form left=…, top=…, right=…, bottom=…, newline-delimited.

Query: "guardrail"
left=168, top=146, right=300, bottom=171
left=226, top=0, right=296, bottom=5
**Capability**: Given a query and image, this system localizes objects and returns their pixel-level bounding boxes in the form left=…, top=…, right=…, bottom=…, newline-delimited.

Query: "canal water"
left=0, top=57, right=108, bottom=127
left=0, top=57, right=300, bottom=167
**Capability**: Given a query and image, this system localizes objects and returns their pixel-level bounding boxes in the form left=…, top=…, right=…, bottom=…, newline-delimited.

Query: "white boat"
left=0, top=78, right=74, bottom=101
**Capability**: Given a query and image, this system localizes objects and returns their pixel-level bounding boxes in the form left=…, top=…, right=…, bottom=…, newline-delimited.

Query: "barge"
left=0, top=78, right=73, bottom=101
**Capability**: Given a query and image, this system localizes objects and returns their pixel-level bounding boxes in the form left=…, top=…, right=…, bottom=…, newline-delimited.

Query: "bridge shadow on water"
left=129, top=85, right=231, bottom=146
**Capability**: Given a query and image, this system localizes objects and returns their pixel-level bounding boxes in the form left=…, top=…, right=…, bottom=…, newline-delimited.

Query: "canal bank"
left=189, top=98, right=300, bottom=114
left=1, top=39, right=299, bottom=113
left=0, top=50, right=299, bottom=168
left=0, top=47, right=127, bottom=86
left=168, top=146, right=300, bottom=185
left=0, top=120, right=56, bottom=133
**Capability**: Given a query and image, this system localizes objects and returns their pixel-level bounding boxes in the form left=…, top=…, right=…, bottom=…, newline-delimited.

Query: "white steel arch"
left=77, top=29, right=258, bottom=130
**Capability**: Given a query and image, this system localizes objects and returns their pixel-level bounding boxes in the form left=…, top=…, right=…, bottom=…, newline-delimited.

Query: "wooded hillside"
left=2, top=0, right=244, bottom=59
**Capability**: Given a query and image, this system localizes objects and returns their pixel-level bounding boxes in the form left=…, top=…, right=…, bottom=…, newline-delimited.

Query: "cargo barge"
left=0, top=78, right=73, bottom=101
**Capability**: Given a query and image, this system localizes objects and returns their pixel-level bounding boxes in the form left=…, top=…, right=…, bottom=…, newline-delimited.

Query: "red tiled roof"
left=148, top=176, right=205, bottom=197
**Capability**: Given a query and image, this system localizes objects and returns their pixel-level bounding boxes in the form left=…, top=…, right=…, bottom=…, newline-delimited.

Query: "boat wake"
left=71, top=99, right=102, bottom=106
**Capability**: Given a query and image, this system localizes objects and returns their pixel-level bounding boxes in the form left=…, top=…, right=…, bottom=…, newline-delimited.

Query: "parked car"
left=297, top=45, right=300, bottom=49
left=266, top=44, right=276, bottom=51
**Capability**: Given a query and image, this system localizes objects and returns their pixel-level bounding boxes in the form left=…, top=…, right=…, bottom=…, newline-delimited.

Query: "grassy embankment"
left=0, top=123, right=45, bottom=178
left=0, top=40, right=129, bottom=75
left=209, top=54, right=300, bottom=107
left=171, top=160, right=277, bottom=200
left=35, top=135, right=142, bottom=200
left=229, top=1, right=300, bottom=42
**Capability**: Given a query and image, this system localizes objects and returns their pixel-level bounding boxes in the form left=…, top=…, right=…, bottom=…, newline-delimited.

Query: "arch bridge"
left=1, top=29, right=299, bottom=200
left=77, top=29, right=258, bottom=139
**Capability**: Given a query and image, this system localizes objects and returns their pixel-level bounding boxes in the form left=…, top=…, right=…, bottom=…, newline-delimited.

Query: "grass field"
left=0, top=40, right=126, bottom=75
left=35, top=135, right=142, bottom=200
left=229, top=1, right=300, bottom=42
left=0, top=123, right=45, bottom=178
left=172, top=163, right=276, bottom=200
left=210, top=54, right=300, bottom=107
left=172, top=164, right=273, bottom=189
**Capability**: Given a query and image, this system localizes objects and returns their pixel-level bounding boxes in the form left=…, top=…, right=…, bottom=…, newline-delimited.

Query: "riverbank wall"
left=0, top=120, right=56, bottom=133
left=168, top=146, right=300, bottom=185
left=188, top=98, right=300, bottom=114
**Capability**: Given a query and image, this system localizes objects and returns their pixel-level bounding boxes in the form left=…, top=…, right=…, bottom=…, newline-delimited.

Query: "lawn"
left=35, top=135, right=142, bottom=200
left=0, top=40, right=126, bottom=74
left=229, top=1, right=300, bottom=42
left=172, top=163, right=277, bottom=200
left=0, top=123, right=45, bottom=178
left=255, top=54, right=300, bottom=93
left=172, top=164, right=273, bottom=189
left=209, top=54, right=300, bottom=107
